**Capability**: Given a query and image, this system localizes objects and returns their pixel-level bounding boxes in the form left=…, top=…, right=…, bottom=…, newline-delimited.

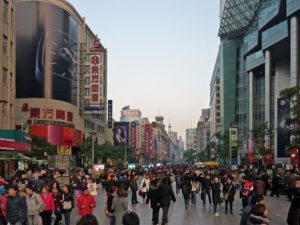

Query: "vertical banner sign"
left=114, top=122, right=129, bottom=146
left=247, top=131, right=255, bottom=165
left=89, top=53, right=102, bottom=106
left=107, top=100, right=113, bottom=129
left=135, top=124, right=142, bottom=156
left=88, top=38, right=104, bottom=107
left=277, top=98, right=290, bottom=158
left=130, top=122, right=137, bottom=149
left=229, top=123, right=238, bottom=165
left=144, top=123, right=151, bottom=158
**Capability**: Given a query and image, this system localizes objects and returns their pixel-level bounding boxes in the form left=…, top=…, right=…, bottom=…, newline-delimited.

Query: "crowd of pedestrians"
left=0, top=165, right=299, bottom=225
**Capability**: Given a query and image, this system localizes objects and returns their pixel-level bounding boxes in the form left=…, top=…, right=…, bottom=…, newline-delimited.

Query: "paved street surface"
left=70, top=185, right=290, bottom=225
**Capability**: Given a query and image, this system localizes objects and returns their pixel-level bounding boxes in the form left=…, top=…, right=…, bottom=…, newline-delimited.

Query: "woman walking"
left=212, top=177, right=221, bottom=217
left=62, top=185, right=74, bottom=225
left=223, top=176, right=236, bottom=214
left=39, top=186, right=55, bottom=225
left=111, top=188, right=128, bottom=225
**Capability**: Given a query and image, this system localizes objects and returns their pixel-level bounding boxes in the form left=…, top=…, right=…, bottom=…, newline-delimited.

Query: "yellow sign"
left=57, top=146, right=72, bottom=155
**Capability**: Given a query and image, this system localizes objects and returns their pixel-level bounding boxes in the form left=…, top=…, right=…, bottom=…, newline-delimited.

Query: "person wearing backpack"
left=26, top=185, right=44, bottom=225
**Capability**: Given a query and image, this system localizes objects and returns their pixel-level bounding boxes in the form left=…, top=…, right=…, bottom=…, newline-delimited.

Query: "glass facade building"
left=213, top=0, right=300, bottom=164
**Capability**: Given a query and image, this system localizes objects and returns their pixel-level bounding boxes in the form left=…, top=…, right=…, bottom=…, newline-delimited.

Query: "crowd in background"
left=0, top=165, right=300, bottom=225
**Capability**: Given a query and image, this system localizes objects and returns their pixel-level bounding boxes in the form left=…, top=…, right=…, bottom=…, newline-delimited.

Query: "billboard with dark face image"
left=16, top=1, right=78, bottom=105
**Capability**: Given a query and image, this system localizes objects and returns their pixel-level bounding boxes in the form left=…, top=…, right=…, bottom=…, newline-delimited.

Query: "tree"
left=252, top=122, right=273, bottom=156
left=215, top=131, right=230, bottom=166
left=183, top=149, right=197, bottom=163
left=280, top=86, right=300, bottom=149
left=25, top=136, right=56, bottom=159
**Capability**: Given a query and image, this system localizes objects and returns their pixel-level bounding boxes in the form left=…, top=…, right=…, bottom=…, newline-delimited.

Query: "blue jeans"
left=109, top=214, right=115, bottom=225
left=63, top=211, right=71, bottom=225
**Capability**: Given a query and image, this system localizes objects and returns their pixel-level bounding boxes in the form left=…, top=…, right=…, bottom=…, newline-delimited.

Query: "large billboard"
left=114, top=122, right=129, bottom=146
left=277, top=98, right=290, bottom=158
left=16, top=2, right=78, bottom=105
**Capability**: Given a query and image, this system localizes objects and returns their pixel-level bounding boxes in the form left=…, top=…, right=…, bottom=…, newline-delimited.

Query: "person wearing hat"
left=6, top=185, right=27, bottom=225
left=76, top=187, right=96, bottom=217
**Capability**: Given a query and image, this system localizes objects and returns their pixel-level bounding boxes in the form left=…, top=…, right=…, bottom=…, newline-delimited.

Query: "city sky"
left=70, top=0, right=220, bottom=138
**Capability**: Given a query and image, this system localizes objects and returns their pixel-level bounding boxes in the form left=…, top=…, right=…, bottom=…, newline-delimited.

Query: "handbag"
left=138, top=190, right=145, bottom=198
left=62, top=195, right=72, bottom=210
left=224, top=184, right=232, bottom=201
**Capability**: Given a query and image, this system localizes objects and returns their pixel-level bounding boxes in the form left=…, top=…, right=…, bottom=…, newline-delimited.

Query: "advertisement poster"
left=16, top=2, right=78, bottom=105
left=114, top=122, right=129, bottom=146
left=277, top=98, right=290, bottom=158
left=107, top=100, right=113, bottom=129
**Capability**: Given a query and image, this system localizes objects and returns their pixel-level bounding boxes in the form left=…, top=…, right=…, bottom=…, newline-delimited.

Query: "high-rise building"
left=215, top=0, right=300, bottom=164
left=185, top=128, right=197, bottom=151
left=197, top=110, right=210, bottom=153
left=120, top=108, right=142, bottom=123
left=0, top=0, right=15, bottom=129
left=210, top=54, right=221, bottom=141
left=14, top=0, right=108, bottom=147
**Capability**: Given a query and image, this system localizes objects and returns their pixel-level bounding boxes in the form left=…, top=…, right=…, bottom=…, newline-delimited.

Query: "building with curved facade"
left=15, top=0, right=107, bottom=148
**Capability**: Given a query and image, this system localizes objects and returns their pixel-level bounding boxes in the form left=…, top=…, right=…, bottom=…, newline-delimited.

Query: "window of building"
left=2, top=101, right=7, bottom=115
left=85, top=77, right=90, bottom=85
left=2, top=0, right=8, bottom=22
left=3, top=35, right=8, bottom=55
left=3, top=68, right=7, bottom=85
left=85, top=88, right=90, bottom=97
left=10, top=41, right=13, bottom=59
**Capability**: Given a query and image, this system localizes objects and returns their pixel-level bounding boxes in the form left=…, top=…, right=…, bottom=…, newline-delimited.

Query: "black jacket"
left=211, top=182, right=221, bottom=204
left=159, top=183, right=176, bottom=207
left=248, top=214, right=270, bottom=225
left=6, top=194, right=27, bottom=224
left=62, top=192, right=74, bottom=212
left=222, top=182, right=236, bottom=201
left=149, top=184, right=160, bottom=209
left=287, top=190, right=300, bottom=225
left=202, top=178, right=212, bottom=191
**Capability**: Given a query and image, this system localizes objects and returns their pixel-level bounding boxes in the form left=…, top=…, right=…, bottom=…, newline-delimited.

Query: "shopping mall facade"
left=211, top=0, right=300, bottom=165
left=0, top=0, right=108, bottom=175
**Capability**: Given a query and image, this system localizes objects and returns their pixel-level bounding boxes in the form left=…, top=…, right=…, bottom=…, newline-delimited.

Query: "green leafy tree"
left=183, top=149, right=197, bottom=163
left=25, top=136, right=56, bottom=159
left=251, top=122, right=273, bottom=156
left=215, top=131, right=230, bottom=166
left=280, top=86, right=300, bottom=149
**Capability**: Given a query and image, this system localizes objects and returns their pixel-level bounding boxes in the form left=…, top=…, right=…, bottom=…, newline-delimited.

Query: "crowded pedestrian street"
left=68, top=181, right=290, bottom=225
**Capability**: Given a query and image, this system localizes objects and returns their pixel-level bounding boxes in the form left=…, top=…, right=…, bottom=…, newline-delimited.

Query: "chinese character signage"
left=108, top=100, right=113, bottom=129
left=88, top=52, right=104, bottom=107
left=131, top=122, right=137, bottom=149
left=144, top=123, right=153, bottom=158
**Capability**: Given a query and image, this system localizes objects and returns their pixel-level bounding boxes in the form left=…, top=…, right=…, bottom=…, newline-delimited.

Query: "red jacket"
left=40, top=193, right=55, bottom=212
left=0, top=195, right=7, bottom=218
left=76, top=194, right=96, bottom=216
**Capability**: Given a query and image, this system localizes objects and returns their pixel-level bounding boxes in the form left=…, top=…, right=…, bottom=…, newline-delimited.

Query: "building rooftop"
left=218, top=0, right=262, bottom=38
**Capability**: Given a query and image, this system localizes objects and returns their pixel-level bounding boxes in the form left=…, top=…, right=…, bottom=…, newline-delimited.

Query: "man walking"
left=6, top=186, right=27, bottom=225
left=159, top=177, right=176, bottom=225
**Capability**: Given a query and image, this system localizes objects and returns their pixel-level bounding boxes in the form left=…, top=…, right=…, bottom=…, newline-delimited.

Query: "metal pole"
left=92, top=135, right=95, bottom=167
left=124, top=145, right=127, bottom=164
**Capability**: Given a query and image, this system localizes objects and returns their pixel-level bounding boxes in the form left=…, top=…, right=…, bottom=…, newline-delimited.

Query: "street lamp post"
left=91, top=134, right=96, bottom=167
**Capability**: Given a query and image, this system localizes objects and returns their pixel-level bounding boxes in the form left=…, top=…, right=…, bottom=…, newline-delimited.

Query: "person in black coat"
left=287, top=178, right=300, bottom=225
left=62, top=185, right=75, bottom=225
left=211, top=177, right=221, bottom=216
left=181, top=176, right=192, bottom=209
left=222, top=176, right=236, bottom=214
left=159, top=177, right=176, bottom=225
left=201, top=174, right=212, bottom=205
left=271, top=173, right=281, bottom=198
left=148, top=179, right=160, bottom=225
